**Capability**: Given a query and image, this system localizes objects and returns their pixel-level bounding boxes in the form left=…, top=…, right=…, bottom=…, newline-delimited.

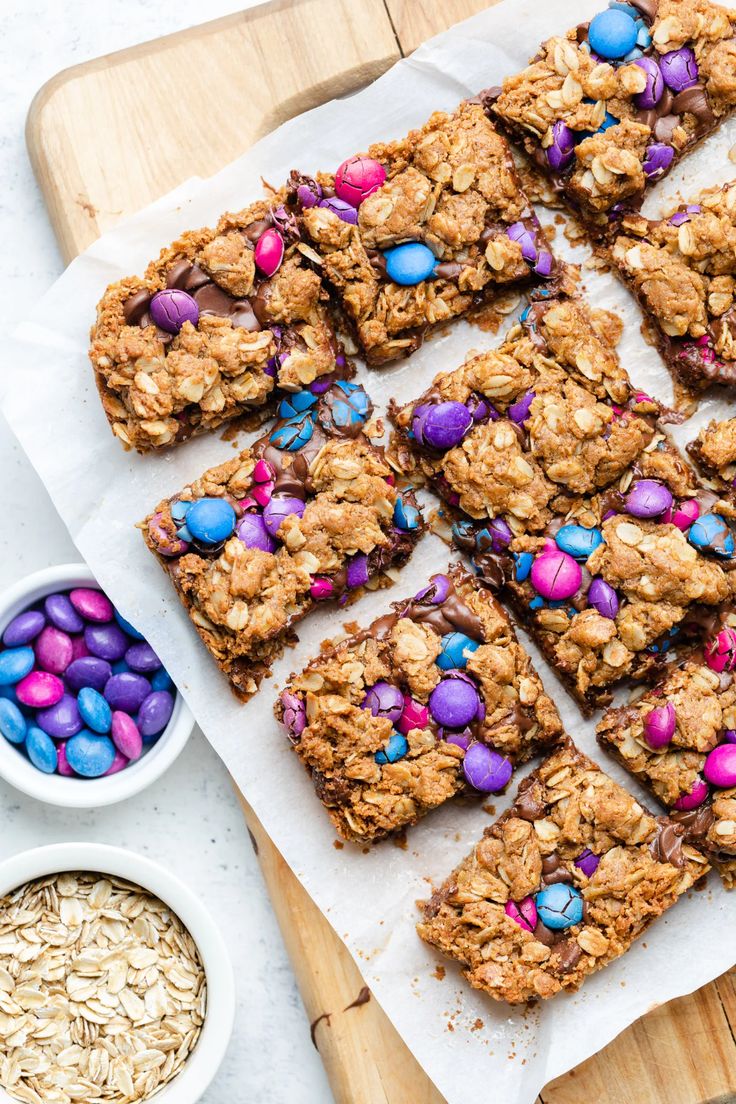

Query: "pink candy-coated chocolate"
left=705, top=628, right=736, bottom=673
left=504, top=896, right=537, bottom=933
left=704, top=743, right=736, bottom=789
left=69, top=588, right=113, bottom=623
left=643, top=701, right=676, bottom=750
left=56, top=741, right=76, bottom=777
left=397, top=693, right=429, bottom=735
left=674, top=777, right=709, bottom=811
left=70, top=635, right=89, bottom=661
left=148, top=513, right=189, bottom=557
left=104, top=751, right=130, bottom=776
left=35, top=626, right=73, bottom=675
left=310, top=577, right=335, bottom=600
left=253, top=459, right=275, bottom=483
left=16, top=671, right=64, bottom=709
left=530, top=549, right=582, bottom=601
left=663, top=498, right=700, bottom=531
left=254, top=228, right=285, bottom=277
left=111, top=711, right=143, bottom=761
left=334, top=155, right=387, bottom=207
left=252, top=482, right=273, bottom=507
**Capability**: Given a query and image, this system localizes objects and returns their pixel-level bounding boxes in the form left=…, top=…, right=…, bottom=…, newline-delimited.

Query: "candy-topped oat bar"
left=612, top=182, right=736, bottom=391
left=276, top=565, right=562, bottom=843
left=417, top=740, right=708, bottom=1003
left=689, top=417, right=736, bottom=494
left=142, top=381, right=422, bottom=699
left=490, top=0, right=736, bottom=238
left=90, top=197, right=346, bottom=451
left=287, top=101, right=567, bottom=365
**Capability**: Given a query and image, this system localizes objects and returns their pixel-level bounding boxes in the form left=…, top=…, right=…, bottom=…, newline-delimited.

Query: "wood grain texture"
left=25, top=2, right=736, bottom=1102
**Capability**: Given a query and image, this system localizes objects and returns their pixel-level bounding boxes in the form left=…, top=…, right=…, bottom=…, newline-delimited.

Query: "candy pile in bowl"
left=0, top=588, right=175, bottom=778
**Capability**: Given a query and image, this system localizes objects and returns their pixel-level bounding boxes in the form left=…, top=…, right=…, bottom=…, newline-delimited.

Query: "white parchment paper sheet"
left=5, top=1, right=736, bottom=1099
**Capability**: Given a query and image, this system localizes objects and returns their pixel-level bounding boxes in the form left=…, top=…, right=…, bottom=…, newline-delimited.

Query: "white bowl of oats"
left=0, top=843, right=235, bottom=1104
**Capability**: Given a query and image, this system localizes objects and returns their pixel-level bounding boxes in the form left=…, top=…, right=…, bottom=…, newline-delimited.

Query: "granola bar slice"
left=287, top=101, right=567, bottom=365
left=91, top=196, right=346, bottom=452
left=612, top=183, right=736, bottom=392
left=490, top=0, right=736, bottom=238
left=275, top=565, right=562, bottom=843
left=689, top=416, right=736, bottom=493
left=417, top=740, right=708, bottom=1004
left=141, top=380, right=422, bottom=700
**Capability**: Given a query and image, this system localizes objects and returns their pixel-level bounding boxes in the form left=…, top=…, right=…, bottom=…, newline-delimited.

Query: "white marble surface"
left=0, top=2, right=332, bottom=1101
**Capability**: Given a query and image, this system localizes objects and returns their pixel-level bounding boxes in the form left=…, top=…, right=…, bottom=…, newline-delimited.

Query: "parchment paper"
left=5, top=2, right=736, bottom=1099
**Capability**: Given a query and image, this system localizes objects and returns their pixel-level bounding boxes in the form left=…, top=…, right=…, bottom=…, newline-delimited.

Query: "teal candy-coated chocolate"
left=170, top=500, right=190, bottom=524
left=65, top=731, right=117, bottom=778
left=394, top=496, right=420, bottom=530
left=555, top=524, right=603, bottom=561
left=270, top=413, right=315, bottom=451
left=77, top=687, right=113, bottom=734
left=185, top=498, right=236, bottom=545
left=437, top=632, right=480, bottom=671
left=374, top=731, right=409, bottom=764
left=324, top=381, right=371, bottom=429
left=26, top=726, right=58, bottom=774
left=0, top=698, right=27, bottom=745
left=535, top=883, right=584, bottom=930
left=514, top=552, right=534, bottom=582
left=279, top=390, right=318, bottom=419
left=0, top=646, right=35, bottom=686
left=688, top=513, right=735, bottom=558
left=384, top=242, right=437, bottom=286
left=588, top=8, right=638, bottom=58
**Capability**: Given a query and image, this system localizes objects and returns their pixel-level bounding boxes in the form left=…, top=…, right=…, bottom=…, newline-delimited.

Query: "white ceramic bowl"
left=0, top=564, right=194, bottom=807
left=0, top=843, right=234, bottom=1104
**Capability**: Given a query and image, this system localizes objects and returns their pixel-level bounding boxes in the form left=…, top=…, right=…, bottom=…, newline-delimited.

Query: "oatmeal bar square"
left=287, top=101, right=566, bottom=365
left=417, top=740, right=708, bottom=1003
left=689, top=416, right=736, bottom=493
left=276, top=565, right=562, bottom=843
left=142, top=380, right=422, bottom=700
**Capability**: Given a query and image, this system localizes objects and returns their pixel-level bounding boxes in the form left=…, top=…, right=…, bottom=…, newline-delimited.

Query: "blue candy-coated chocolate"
left=270, top=413, right=315, bottom=451
left=374, top=731, right=409, bottom=764
left=77, top=687, right=113, bottom=734
left=113, top=610, right=145, bottom=640
left=185, top=498, right=236, bottom=545
left=555, top=524, right=603, bottom=561
left=0, top=647, right=35, bottom=686
left=688, top=513, right=735, bottom=558
left=514, top=552, right=534, bottom=583
left=529, top=596, right=545, bottom=611
left=437, top=632, right=481, bottom=671
left=608, top=2, right=640, bottom=16
left=25, top=726, right=58, bottom=774
left=176, top=524, right=193, bottom=542
left=384, top=242, right=437, bottom=286
left=0, top=698, right=27, bottom=745
left=323, top=381, right=371, bottom=429
left=170, top=500, right=190, bottom=525
left=0, top=685, right=18, bottom=704
left=279, top=390, right=318, bottom=419
left=535, top=883, right=584, bottom=930
left=65, top=731, right=117, bottom=778
left=598, top=111, right=619, bottom=132
left=111, top=660, right=129, bottom=676
left=393, top=496, right=420, bottom=531
left=151, top=668, right=173, bottom=692
left=588, top=8, right=638, bottom=59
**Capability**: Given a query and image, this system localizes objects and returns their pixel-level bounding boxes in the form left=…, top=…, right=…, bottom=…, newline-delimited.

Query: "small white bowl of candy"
left=0, top=563, right=193, bottom=807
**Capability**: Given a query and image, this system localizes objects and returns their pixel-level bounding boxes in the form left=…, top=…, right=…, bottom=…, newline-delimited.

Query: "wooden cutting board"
left=26, top=3, right=736, bottom=1101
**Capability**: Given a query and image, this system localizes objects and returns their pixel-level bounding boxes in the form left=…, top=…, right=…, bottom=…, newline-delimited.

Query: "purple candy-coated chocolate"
left=263, top=495, right=306, bottom=539
left=440, top=727, right=472, bottom=751
left=530, top=550, right=582, bottom=601
left=725, top=730, right=736, bottom=744
left=84, top=623, right=128, bottom=663
left=16, top=671, right=64, bottom=709
left=705, top=628, right=736, bottom=674
left=643, top=701, right=676, bottom=749
left=36, top=694, right=83, bottom=740
left=69, top=588, right=113, bottom=623
left=236, top=512, right=278, bottom=553
left=674, top=777, right=709, bottom=811
left=104, top=751, right=130, bottom=776
left=663, top=498, right=700, bottom=530
left=634, top=56, right=664, bottom=109
left=507, top=221, right=537, bottom=262
left=669, top=204, right=702, bottom=228
left=535, top=251, right=554, bottom=278
left=280, top=691, right=307, bottom=741
left=2, top=610, right=45, bottom=647
left=504, top=896, right=537, bottom=932
left=45, top=593, right=84, bottom=634
left=414, top=401, right=473, bottom=451
left=310, top=577, right=335, bottom=600
left=335, top=155, right=387, bottom=207
left=346, top=554, right=369, bottom=589
left=66, top=657, right=112, bottom=693
left=111, top=711, right=143, bottom=760
left=318, top=196, right=359, bottom=224
left=149, top=288, right=199, bottom=334
left=547, top=120, right=575, bottom=172
left=485, top=518, right=513, bottom=553
left=414, top=574, right=451, bottom=605
left=466, top=394, right=494, bottom=423
left=587, top=577, right=619, bottom=620
left=397, top=694, right=429, bottom=735
left=254, top=228, right=285, bottom=278
left=104, top=672, right=151, bottom=713
left=704, top=743, right=736, bottom=788
left=56, top=741, right=75, bottom=777
left=660, top=46, right=699, bottom=93
left=508, top=391, right=535, bottom=425
left=462, top=742, right=513, bottom=792
left=643, top=142, right=675, bottom=181
left=625, top=479, right=673, bottom=518
left=297, top=182, right=322, bottom=208
left=574, top=849, right=600, bottom=877
left=137, top=690, right=175, bottom=737
left=148, top=513, right=189, bottom=557
left=124, top=643, right=161, bottom=674
left=34, top=626, right=73, bottom=675
left=363, top=681, right=404, bottom=723
left=428, top=673, right=481, bottom=729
